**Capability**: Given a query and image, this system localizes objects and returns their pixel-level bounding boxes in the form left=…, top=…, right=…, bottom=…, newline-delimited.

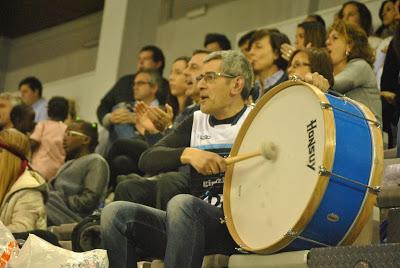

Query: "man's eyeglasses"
left=196, top=72, right=238, bottom=83
left=66, top=130, right=88, bottom=138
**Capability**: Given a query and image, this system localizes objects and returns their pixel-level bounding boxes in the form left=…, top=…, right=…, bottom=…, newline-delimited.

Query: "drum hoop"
left=338, top=98, right=383, bottom=245
left=223, top=80, right=336, bottom=253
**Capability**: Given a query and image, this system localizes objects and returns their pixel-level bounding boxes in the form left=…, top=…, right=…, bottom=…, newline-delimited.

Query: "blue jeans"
left=101, top=195, right=237, bottom=268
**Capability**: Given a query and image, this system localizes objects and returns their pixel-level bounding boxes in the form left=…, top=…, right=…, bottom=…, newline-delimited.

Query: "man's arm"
left=97, top=75, right=134, bottom=124
left=139, top=116, right=193, bottom=175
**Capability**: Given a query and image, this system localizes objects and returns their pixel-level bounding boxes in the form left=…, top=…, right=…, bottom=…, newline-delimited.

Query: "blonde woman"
left=0, top=128, right=47, bottom=232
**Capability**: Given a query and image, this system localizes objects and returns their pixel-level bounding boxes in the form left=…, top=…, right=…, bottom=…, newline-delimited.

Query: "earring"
left=345, top=50, right=350, bottom=56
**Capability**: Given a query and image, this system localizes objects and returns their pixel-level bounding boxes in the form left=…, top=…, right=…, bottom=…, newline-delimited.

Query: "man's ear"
left=230, top=76, right=244, bottom=97
left=82, top=136, right=91, bottom=147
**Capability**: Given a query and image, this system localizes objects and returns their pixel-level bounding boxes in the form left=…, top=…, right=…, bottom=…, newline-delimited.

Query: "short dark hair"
left=306, top=14, right=326, bottom=28
left=297, top=21, right=327, bottom=48
left=338, top=1, right=372, bottom=36
left=48, top=96, right=69, bottom=121
left=238, top=30, right=256, bottom=47
left=18, top=76, right=43, bottom=97
left=136, top=69, right=165, bottom=105
left=10, top=104, right=36, bottom=134
left=75, top=120, right=99, bottom=153
left=140, top=45, right=166, bottom=74
left=249, top=29, right=291, bottom=70
left=204, top=33, right=231, bottom=50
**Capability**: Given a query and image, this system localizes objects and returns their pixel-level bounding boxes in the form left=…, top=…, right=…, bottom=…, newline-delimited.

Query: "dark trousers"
left=114, top=171, right=190, bottom=210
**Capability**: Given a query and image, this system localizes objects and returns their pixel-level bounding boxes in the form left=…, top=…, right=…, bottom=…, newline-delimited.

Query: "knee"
left=101, top=201, right=138, bottom=230
left=167, top=194, right=198, bottom=218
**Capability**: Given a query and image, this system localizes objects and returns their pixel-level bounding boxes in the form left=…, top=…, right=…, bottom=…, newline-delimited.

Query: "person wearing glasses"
left=101, top=50, right=253, bottom=268
left=287, top=47, right=334, bottom=91
left=46, top=120, right=109, bottom=226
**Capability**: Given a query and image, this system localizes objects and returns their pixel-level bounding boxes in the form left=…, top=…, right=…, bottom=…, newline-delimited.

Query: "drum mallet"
left=225, top=142, right=277, bottom=165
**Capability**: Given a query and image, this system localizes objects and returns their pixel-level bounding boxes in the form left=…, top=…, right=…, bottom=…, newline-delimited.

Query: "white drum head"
left=224, top=83, right=332, bottom=252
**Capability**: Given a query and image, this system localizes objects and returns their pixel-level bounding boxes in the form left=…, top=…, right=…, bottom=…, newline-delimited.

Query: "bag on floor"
left=10, top=234, right=108, bottom=268
left=0, top=221, right=19, bottom=268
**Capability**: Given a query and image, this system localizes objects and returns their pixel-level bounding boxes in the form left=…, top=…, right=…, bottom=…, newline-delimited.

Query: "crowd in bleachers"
left=0, top=1, right=399, bottom=267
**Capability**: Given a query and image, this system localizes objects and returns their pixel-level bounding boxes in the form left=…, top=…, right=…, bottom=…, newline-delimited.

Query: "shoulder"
left=346, top=59, right=374, bottom=74
left=78, top=153, right=108, bottom=167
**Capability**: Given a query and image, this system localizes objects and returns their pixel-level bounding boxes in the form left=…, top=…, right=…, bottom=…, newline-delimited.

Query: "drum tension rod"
left=319, top=166, right=380, bottom=194
left=286, top=230, right=331, bottom=247
left=320, top=102, right=381, bottom=128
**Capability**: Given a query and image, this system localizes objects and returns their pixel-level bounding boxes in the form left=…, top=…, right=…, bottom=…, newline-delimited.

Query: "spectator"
left=10, top=104, right=36, bottom=135
left=19, top=76, right=47, bottom=122
left=305, top=14, right=326, bottom=28
left=101, top=50, right=253, bottom=267
left=382, top=25, right=400, bottom=148
left=0, top=128, right=47, bottom=233
left=281, top=21, right=326, bottom=61
left=112, top=51, right=210, bottom=209
left=375, top=0, right=398, bottom=38
left=238, top=30, right=255, bottom=59
left=97, top=45, right=169, bottom=127
left=0, top=93, right=22, bottom=131
left=204, top=33, right=231, bottom=51
left=287, top=47, right=334, bottom=90
left=327, top=20, right=382, bottom=125
left=249, top=29, right=290, bottom=100
left=46, top=120, right=109, bottom=225
left=30, top=97, right=69, bottom=181
left=338, top=1, right=373, bottom=36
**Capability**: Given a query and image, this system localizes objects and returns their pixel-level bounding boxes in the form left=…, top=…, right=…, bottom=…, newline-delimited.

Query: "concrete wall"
left=3, top=12, right=102, bottom=91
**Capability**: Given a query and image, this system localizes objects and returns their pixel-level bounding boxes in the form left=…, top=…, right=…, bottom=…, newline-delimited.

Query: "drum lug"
left=235, top=246, right=250, bottom=254
left=319, top=166, right=330, bottom=176
left=289, top=74, right=301, bottom=81
left=320, top=102, right=332, bottom=110
left=219, top=217, right=227, bottom=224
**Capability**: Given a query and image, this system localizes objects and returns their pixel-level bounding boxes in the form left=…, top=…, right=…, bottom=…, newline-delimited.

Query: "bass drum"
left=223, top=81, right=383, bottom=254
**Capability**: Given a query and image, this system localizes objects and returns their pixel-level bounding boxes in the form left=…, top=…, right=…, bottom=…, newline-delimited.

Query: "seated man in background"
left=113, top=49, right=210, bottom=210
left=105, top=69, right=163, bottom=141
left=0, top=93, right=22, bottom=131
left=46, top=120, right=109, bottom=226
left=97, top=45, right=169, bottom=130
left=105, top=69, right=163, bottom=189
left=101, top=50, right=253, bottom=268
left=19, top=76, right=48, bottom=122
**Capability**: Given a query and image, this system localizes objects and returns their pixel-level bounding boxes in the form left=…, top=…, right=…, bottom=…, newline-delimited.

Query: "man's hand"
left=181, top=148, right=227, bottom=176
left=146, top=104, right=174, bottom=132
left=135, top=104, right=159, bottom=135
left=304, top=72, right=330, bottom=92
left=110, top=107, right=135, bottom=124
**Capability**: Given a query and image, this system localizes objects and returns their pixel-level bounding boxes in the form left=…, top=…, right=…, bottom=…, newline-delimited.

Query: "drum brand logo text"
left=307, top=119, right=317, bottom=171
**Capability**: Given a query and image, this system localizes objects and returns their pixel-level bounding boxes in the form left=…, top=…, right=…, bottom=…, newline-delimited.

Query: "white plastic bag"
left=0, top=221, right=19, bottom=268
left=10, top=234, right=108, bottom=268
